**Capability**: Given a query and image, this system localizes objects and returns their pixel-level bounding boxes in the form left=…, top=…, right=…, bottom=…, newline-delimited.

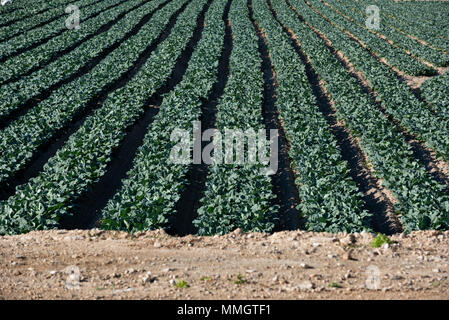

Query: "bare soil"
left=0, top=229, right=448, bottom=300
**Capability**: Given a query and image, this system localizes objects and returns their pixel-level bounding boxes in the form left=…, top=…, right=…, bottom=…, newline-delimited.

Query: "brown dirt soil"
left=0, top=229, right=448, bottom=300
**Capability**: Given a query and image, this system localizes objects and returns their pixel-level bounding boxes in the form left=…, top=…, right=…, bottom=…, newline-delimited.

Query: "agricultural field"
left=0, top=0, right=449, bottom=239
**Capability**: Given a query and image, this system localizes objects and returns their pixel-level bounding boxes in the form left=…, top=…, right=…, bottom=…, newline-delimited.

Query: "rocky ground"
left=0, top=228, right=448, bottom=300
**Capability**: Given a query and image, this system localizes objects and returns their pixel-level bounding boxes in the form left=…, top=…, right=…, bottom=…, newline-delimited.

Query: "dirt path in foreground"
left=0, top=229, right=448, bottom=300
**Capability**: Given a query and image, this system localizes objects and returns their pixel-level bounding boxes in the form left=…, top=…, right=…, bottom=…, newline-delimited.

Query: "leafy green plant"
left=421, top=72, right=449, bottom=116
left=174, top=280, right=190, bottom=288
left=371, top=233, right=392, bottom=248
left=329, top=282, right=343, bottom=288
left=200, top=276, right=212, bottom=281
left=231, top=273, right=248, bottom=285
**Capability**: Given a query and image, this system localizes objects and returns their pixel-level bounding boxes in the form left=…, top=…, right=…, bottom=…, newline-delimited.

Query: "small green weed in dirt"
left=231, top=273, right=248, bottom=285
left=174, top=280, right=190, bottom=288
left=371, top=233, right=392, bottom=248
left=329, top=282, right=343, bottom=288
left=200, top=276, right=212, bottom=281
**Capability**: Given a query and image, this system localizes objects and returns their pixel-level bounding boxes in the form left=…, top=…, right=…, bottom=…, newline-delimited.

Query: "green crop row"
left=0, top=0, right=119, bottom=61
left=275, top=0, right=449, bottom=231
left=0, top=0, right=209, bottom=235
left=305, top=0, right=435, bottom=76
left=0, top=0, right=131, bottom=84
left=399, top=1, right=449, bottom=26
left=421, top=72, right=449, bottom=115
left=328, top=0, right=449, bottom=67
left=364, top=0, right=449, bottom=40
left=0, top=0, right=95, bottom=42
left=351, top=0, right=449, bottom=56
left=297, top=0, right=449, bottom=155
left=366, top=0, right=449, bottom=53
left=0, top=0, right=160, bottom=120
left=194, top=0, right=278, bottom=235
left=0, top=0, right=75, bottom=25
left=0, top=0, right=187, bottom=187
left=100, top=0, right=226, bottom=233
left=251, top=0, right=371, bottom=233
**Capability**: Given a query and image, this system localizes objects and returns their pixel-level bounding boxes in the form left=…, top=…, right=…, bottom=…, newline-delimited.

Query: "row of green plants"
left=329, top=0, right=449, bottom=67
left=306, top=0, right=435, bottom=76
left=0, top=0, right=74, bottom=24
left=364, top=0, right=449, bottom=53
left=351, top=0, right=449, bottom=56
left=276, top=0, right=449, bottom=231
left=0, top=0, right=209, bottom=235
left=364, top=0, right=449, bottom=40
left=0, top=0, right=161, bottom=120
left=0, top=0, right=187, bottom=186
left=300, top=0, right=449, bottom=153
left=194, top=0, right=278, bottom=235
left=100, top=0, right=226, bottom=232
left=252, top=0, right=370, bottom=232
left=0, top=0, right=118, bottom=61
left=421, top=72, right=449, bottom=115
left=0, top=0, right=99, bottom=42
left=0, top=0, right=129, bottom=84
